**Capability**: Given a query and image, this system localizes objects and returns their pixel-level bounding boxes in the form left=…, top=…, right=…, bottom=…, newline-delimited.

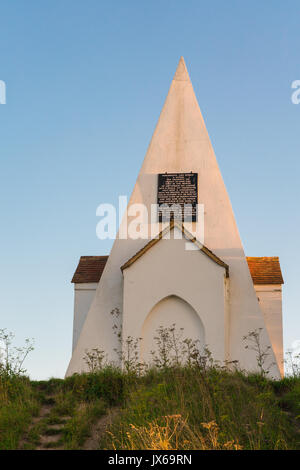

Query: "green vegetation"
left=2, top=366, right=300, bottom=450
left=0, top=375, right=39, bottom=450
left=1, top=326, right=300, bottom=450
left=0, top=329, right=39, bottom=450
left=21, top=368, right=124, bottom=449
left=102, top=367, right=300, bottom=450
left=1, top=365, right=300, bottom=450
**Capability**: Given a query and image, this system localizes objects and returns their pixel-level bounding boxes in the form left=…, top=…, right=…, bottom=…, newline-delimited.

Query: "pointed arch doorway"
left=140, top=295, right=205, bottom=365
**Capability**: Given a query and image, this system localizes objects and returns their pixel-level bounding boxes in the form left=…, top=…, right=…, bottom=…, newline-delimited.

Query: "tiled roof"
left=71, top=255, right=284, bottom=285
left=71, top=256, right=108, bottom=283
left=246, top=257, right=284, bottom=285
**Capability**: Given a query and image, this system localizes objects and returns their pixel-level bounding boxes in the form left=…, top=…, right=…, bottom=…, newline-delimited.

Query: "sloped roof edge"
left=120, top=221, right=229, bottom=277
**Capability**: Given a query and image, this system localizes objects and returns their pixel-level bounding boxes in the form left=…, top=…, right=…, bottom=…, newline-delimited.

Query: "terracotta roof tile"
left=71, top=255, right=284, bottom=285
left=246, top=257, right=284, bottom=285
left=71, top=256, right=108, bottom=283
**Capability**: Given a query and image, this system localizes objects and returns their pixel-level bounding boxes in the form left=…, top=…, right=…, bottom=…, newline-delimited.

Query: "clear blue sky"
left=0, top=1, right=299, bottom=379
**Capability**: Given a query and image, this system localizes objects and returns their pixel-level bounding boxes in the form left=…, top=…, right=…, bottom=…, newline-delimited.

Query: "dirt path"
left=20, top=395, right=119, bottom=450
left=82, top=407, right=119, bottom=450
left=35, top=416, right=71, bottom=450
left=19, top=396, right=71, bottom=450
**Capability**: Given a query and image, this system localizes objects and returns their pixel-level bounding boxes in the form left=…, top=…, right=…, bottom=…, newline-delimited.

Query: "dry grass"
left=110, top=415, right=242, bottom=450
left=101, top=367, right=300, bottom=450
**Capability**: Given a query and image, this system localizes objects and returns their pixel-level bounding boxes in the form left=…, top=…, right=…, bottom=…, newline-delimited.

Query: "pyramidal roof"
left=173, top=56, right=190, bottom=81
left=140, top=56, right=212, bottom=176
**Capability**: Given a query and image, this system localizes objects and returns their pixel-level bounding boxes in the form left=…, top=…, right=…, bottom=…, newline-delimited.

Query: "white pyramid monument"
left=66, top=58, right=281, bottom=378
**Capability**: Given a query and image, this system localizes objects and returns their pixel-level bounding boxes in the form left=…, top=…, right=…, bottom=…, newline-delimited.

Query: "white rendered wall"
left=73, top=283, right=97, bottom=352
left=72, top=279, right=284, bottom=374
left=122, top=230, right=228, bottom=364
left=254, top=285, right=283, bottom=376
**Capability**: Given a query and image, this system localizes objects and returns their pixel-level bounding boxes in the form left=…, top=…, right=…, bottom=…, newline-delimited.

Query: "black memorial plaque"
left=157, top=172, right=198, bottom=222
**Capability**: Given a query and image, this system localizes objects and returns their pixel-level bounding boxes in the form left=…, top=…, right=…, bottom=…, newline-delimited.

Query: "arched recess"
left=140, top=295, right=205, bottom=365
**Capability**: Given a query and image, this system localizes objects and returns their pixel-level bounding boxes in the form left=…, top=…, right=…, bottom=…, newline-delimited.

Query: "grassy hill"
left=1, top=326, right=300, bottom=450
left=1, top=365, right=300, bottom=450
